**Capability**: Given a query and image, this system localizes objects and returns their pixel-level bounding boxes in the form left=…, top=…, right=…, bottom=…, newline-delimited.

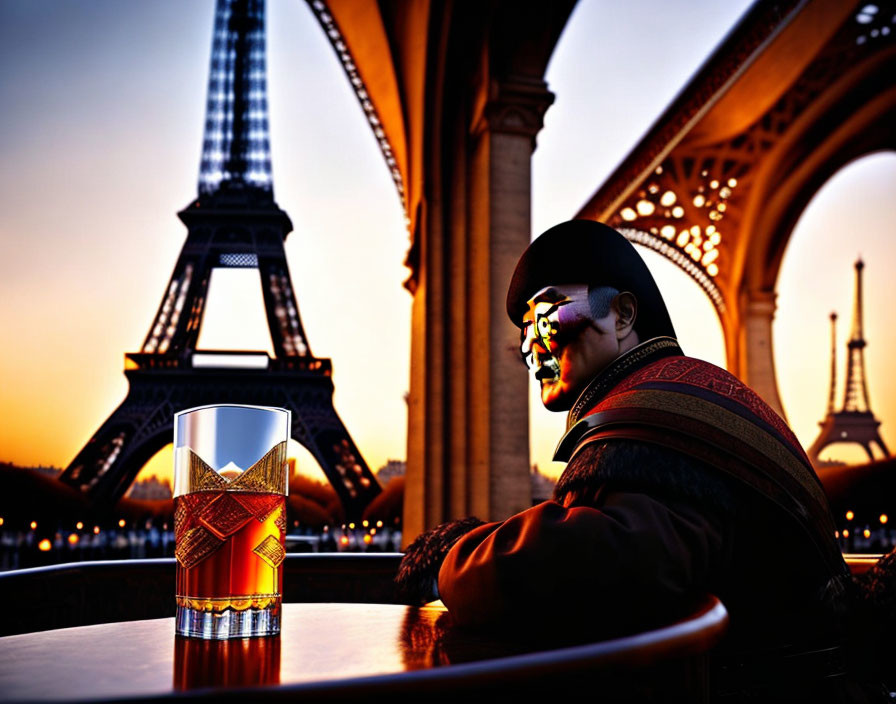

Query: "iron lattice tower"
left=59, top=0, right=381, bottom=517
left=808, top=259, right=890, bottom=465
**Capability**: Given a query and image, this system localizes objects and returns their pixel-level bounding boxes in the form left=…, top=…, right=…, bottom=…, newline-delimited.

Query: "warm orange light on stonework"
left=38, top=539, right=52, bottom=552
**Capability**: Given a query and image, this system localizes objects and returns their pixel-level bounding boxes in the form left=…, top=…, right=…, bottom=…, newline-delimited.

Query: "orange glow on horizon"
left=127, top=439, right=332, bottom=491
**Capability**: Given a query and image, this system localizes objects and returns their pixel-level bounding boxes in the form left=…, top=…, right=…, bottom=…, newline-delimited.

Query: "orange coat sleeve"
left=437, top=491, right=725, bottom=635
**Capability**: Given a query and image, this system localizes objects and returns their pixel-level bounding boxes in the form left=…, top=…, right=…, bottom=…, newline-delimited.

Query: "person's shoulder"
left=555, top=439, right=734, bottom=513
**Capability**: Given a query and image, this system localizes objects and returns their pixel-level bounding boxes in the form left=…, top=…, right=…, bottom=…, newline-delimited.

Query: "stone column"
left=403, top=74, right=554, bottom=543
left=469, top=75, right=554, bottom=521
left=740, top=289, right=787, bottom=420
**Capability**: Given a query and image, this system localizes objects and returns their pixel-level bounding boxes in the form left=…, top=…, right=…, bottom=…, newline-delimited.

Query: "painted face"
left=520, top=285, right=593, bottom=381
left=520, top=284, right=624, bottom=411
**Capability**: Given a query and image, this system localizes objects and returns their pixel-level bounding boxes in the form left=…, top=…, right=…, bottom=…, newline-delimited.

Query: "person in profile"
left=398, top=219, right=894, bottom=699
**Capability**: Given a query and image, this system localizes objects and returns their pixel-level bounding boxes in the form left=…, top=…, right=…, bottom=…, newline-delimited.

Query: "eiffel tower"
left=808, top=258, right=890, bottom=466
left=58, top=0, right=380, bottom=518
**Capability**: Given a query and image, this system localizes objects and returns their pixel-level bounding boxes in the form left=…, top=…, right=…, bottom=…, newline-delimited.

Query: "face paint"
left=520, top=285, right=593, bottom=380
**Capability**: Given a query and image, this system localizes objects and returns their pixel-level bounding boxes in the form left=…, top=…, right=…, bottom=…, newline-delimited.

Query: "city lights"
left=76, top=521, right=84, bottom=530
left=30, top=521, right=37, bottom=530
left=68, top=533, right=79, bottom=545
left=881, top=514, right=888, bottom=524
left=863, top=529, right=871, bottom=539
left=38, top=539, right=52, bottom=552
left=93, top=526, right=100, bottom=535
left=118, top=519, right=126, bottom=528
left=846, top=510, right=855, bottom=521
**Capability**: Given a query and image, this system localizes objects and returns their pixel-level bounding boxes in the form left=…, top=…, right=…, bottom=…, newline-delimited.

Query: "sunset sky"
left=1, top=0, right=892, bottom=488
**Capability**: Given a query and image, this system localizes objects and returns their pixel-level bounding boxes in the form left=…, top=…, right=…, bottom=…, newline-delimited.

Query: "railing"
left=845, top=552, right=883, bottom=575
left=0, top=553, right=402, bottom=636
left=123, top=352, right=332, bottom=375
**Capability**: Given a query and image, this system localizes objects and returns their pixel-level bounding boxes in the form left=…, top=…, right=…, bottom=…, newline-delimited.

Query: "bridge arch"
left=773, top=151, right=896, bottom=461
left=574, top=4, right=895, bottom=420
left=739, top=51, right=896, bottom=297
left=730, top=52, right=896, bottom=420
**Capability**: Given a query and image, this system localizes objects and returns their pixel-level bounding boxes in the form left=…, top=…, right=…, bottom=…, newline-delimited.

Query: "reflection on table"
left=174, top=634, right=282, bottom=690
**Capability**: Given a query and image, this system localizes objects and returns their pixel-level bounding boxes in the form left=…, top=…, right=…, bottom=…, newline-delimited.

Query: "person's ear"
left=612, top=292, right=637, bottom=339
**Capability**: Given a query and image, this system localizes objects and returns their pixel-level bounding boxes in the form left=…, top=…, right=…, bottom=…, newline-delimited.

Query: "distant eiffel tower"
left=808, top=258, right=890, bottom=466
left=59, top=0, right=380, bottom=517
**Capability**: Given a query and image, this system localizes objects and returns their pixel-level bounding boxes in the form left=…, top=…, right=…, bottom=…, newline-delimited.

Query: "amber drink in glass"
left=173, top=405, right=290, bottom=639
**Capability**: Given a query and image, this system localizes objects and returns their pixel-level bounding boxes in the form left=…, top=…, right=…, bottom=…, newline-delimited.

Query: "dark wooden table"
left=0, top=598, right=728, bottom=702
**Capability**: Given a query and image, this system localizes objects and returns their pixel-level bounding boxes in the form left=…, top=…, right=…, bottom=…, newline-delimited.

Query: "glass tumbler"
left=173, top=404, right=290, bottom=639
